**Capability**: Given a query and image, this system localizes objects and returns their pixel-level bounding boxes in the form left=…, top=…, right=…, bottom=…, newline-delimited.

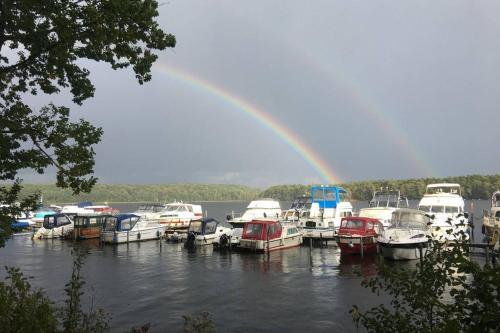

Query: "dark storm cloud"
left=21, top=1, right=500, bottom=186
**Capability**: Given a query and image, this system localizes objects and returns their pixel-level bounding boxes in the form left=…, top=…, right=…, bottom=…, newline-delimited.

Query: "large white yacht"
left=418, top=183, right=469, bottom=242
left=298, top=186, right=353, bottom=239
left=358, top=189, right=409, bottom=227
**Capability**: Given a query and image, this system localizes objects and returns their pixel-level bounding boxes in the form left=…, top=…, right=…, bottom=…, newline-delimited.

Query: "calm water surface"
left=0, top=200, right=488, bottom=332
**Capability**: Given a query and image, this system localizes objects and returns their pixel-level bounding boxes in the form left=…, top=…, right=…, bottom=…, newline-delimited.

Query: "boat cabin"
left=73, top=214, right=109, bottom=239
left=43, top=213, right=74, bottom=229
left=239, top=220, right=302, bottom=252
left=185, top=218, right=234, bottom=247
left=102, top=214, right=141, bottom=232
left=336, top=217, right=383, bottom=255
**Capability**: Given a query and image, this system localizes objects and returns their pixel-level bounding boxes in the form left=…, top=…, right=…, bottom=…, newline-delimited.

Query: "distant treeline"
left=261, top=174, right=500, bottom=201
left=15, top=174, right=500, bottom=203
left=19, top=184, right=261, bottom=204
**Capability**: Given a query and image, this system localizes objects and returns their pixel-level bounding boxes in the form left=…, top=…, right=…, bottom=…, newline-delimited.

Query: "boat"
left=281, top=196, right=312, bottom=222
left=31, top=208, right=58, bottom=228
left=297, top=186, right=353, bottom=240
left=336, top=217, right=383, bottom=255
left=73, top=214, right=109, bottom=240
left=100, top=214, right=165, bottom=244
left=358, top=189, right=409, bottom=227
left=33, top=213, right=75, bottom=239
left=55, top=202, right=118, bottom=215
left=227, top=199, right=282, bottom=227
left=378, top=209, right=432, bottom=260
left=227, top=199, right=282, bottom=243
left=482, top=191, right=500, bottom=246
left=238, top=220, right=303, bottom=252
left=132, top=203, right=168, bottom=220
left=418, top=183, right=469, bottom=242
left=184, top=218, right=236, bottom=248
left=158, top=202, right=203, bottom=230
left=10, top=219, right=36, bottom=236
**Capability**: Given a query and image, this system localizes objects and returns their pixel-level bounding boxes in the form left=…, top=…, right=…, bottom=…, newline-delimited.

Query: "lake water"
left=0, top=200, right=489, bottom=332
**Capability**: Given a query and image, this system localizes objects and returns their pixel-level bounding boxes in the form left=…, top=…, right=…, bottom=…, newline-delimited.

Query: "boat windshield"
left=204, top=220, right=217, bottom=234
left=189, top=220, right=203, bottom=234
left=341, top=219, right=364, bottom=229
left=243, top=223, right=264, bottom=239
left=165, top=205, right=182, bottom=212
left=137, top=204, right=165, bottom=213
left=103, top=218, right=117, bottom=231
left=391, top=211, right=428, bottom=230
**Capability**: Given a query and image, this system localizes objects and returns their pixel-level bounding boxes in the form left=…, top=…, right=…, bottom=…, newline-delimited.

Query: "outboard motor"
left=219, top=234, right=229, bottom=249
left=185, top=231, right=196, bottom=248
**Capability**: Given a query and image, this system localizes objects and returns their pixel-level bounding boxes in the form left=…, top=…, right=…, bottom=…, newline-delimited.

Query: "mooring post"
left=320, top=232, right=323, bottom=248
left=127, top=230, right=129, bottom=244
left=360, top=236, right=364, bottom=258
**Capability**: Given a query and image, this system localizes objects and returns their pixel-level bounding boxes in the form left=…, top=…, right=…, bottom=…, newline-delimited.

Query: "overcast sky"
left=23, top=1, right=500, bottom=187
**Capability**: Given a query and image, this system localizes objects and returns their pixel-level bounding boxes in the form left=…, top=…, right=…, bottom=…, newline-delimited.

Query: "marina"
left=1, top=199, right=494, bottom=332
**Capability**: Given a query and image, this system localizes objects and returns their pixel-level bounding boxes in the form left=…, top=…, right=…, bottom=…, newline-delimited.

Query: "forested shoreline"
left=13, top=174, right=500, bottom=203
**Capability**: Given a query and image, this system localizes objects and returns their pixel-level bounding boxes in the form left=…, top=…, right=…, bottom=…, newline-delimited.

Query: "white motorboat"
left=482, top=191, right=500, bottom=246
left=158, top=202, right=203, bottom=230
left=184, top=218, right=236, bottom=247
left=100, top=213, right=165, bottom=244
left=297, top=186, right=353, bottom=239
left=238, top=220, right=303, bottom=252
left=358, top=189, right=409, bottom=227
left=418, top=183, right=469, bottom=242
left=33, top=213, right=74, bottom=239
left=378, top=209, right=432, bottom=260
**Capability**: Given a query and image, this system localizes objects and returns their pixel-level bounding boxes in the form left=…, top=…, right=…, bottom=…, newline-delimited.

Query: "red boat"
left=336, top=217, right=383, bottom=255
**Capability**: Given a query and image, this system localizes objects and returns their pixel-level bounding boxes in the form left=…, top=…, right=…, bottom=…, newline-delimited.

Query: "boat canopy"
left=43, top=214, right=73, bottom=229
left=103, top=214, right=140, bottom=232
left=188, top=218, right=232, bottom=235
left=390, top=209, right=430, bottom=230
left=340, top=217, right=381, bottom=229
left=78, top=201, right=93, bottom=208
left=311, top=186, right=348, bottom=209
left=242, top=220, right=282, bottom=240
left=74, top=215, right=108, bottom=228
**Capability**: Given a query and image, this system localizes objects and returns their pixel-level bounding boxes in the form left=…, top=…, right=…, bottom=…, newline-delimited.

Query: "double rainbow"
left=154, top=63, right=341, bottom=184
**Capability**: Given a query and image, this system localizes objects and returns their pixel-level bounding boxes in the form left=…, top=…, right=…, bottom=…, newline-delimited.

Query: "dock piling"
left=360, top=237, right=364, bottom=258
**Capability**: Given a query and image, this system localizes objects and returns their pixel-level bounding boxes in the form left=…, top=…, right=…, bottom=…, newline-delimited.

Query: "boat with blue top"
left=100, top=213, right=165, bottom=244
left=297, top=186, right=353, bottom=240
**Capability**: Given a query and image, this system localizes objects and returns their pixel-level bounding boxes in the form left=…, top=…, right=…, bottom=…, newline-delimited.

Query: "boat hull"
left=337, top=235, right=378, bottom=255
left=239, top=234, right=302, bottom=252
left=101, top=226, right=165, bottom=244
left=378, top=241, right=429, bottom=260
left=74, top=227, right=101, bottom=240
left=34, top=225, right=74, bottom=239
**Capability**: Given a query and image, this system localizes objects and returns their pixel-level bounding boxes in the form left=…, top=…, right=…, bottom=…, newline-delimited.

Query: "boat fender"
left=156, top=230, right=161, bottom=237
left=137, top=232, right=141, bottom=240
left=219, top=234, right=229, bottom=248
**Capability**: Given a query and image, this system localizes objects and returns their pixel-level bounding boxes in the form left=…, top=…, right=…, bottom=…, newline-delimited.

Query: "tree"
left=351, top=233, right=500, bottom=332
left=0, top=0, right=175, bottom=245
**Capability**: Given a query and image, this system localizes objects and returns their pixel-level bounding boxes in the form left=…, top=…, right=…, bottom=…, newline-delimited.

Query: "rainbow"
left=153, top=63, right=342, bottom=184
left=275, top=37, right=436, bottom=177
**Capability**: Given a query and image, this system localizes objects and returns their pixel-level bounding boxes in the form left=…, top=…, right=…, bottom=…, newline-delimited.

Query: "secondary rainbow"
left=153, top=62, right=341, bottom=184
